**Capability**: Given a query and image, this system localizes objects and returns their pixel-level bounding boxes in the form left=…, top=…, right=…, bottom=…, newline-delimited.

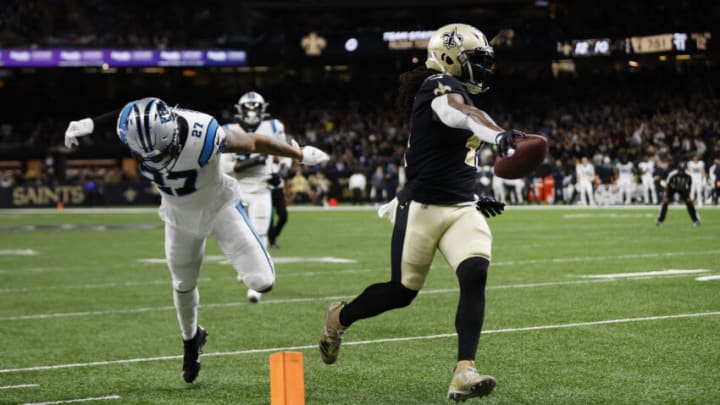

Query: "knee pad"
left=243, top=273, right=275, bottom=293
left=391, top=281, right=418, bottom=308
left=456, top=257, right=489, bottom=287
left=174, top=284, right=197, bottom=294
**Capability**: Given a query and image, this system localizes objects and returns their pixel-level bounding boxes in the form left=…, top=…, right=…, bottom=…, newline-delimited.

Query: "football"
left=493, top=134, right=548, bottom=179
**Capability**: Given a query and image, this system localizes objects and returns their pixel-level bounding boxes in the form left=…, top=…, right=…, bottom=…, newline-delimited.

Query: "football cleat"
left=182, top=326, right=208, bottom=383
left=247, top=289, right=263, bottom=303
left=447, top=361, right=496, bottom=402
left=319, top=301, right=346, bottom=364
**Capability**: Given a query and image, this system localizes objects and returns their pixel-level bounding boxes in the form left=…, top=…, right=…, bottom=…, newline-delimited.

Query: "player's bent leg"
left=320, top=200, right=434, bottom=365
left=319, top=281, right=418, bottom=365
left=212, top=202, right=276, bottom=295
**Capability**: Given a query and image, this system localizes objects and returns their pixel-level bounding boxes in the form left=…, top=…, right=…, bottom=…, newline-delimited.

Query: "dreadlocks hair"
left=396, top=66, right=437, bottom=115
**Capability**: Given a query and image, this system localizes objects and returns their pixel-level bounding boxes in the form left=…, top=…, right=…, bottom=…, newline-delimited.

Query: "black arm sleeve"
left=92, top=109, right=122, bottom=134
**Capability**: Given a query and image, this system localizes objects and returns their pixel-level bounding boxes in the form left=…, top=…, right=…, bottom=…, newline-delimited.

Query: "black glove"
left=495, top=129, right=526, bottom=158
left=267, top=173, right=282, bottom=187
left=476, top=195, right=505, bottom=218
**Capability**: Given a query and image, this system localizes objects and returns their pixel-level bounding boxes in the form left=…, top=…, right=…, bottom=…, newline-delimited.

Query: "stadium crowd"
left=2, top=71, right=719, bottom=206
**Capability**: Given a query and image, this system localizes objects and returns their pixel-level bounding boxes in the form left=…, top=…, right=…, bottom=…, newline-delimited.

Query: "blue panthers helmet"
left=116, top=97, right=180, bottom=172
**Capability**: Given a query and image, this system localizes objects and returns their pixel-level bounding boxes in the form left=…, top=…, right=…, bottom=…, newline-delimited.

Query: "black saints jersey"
left=404, top=74, right=481, bottom=204
left=666, top=170, right=692, bottom=195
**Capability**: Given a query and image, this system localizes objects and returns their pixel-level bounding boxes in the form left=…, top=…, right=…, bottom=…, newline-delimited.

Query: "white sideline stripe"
left=578, top=269, right=711, bottom=279
left=0, top=383, right=40, bottom=389
left=0, top=274, right=705, bottom=321
left=20, top=395, right=121, bottom=405
left=697, top=275, right=720, bottom=281
left=1, top=312, right=718, bottom=374
left=0, top=249, right=38, bottom=256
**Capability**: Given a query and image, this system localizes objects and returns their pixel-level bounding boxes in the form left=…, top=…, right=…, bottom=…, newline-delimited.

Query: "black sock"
left=686, top=201, right=699, bottom=222
left=339, top=281, right=417, bottom=327
left=658, top=203, right=668, bottom=222
left=455, top=257, right=489, bottom=361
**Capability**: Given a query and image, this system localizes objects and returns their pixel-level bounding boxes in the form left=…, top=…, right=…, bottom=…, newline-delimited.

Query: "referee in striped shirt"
left=656, top=161, right=701, bottom=226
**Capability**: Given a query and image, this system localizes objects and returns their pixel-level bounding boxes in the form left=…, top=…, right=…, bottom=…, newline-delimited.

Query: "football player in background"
left=638, top=155, right=658, bottom=205
left=575, top=157, right=596, bottom=206
left=319, top=23, right=521, bottom=402
left=656, top=162, right=700, bottom=226
left=687, top=154, right=706, bottom=207
left=64, top=97, right=329, bottom=383
left=709, top=157, right=720, bottom=205
left=615, top=156, right=635, bottom=205
left=221, top=91, right=292, bottom=303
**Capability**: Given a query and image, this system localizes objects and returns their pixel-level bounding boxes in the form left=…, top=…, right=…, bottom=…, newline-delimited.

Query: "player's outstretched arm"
left=223, top=129, right=329, bottom=166
left=64, top=110, right=121, bottom=148
left=431, top=93, right=524, bottom=157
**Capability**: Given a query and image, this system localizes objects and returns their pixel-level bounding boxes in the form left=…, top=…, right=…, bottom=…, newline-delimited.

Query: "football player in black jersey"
left=656, top=162, right=701, bottom=226
left=319, top=23, right=528, bottom=402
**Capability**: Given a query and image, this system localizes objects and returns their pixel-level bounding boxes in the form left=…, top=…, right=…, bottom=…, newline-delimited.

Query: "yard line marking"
left=20, top=395, right=121, bottom=405
left=1, top=311, right=718, bottom=374
left=697, top=275, right=720, bottom=281
left=0, top=249, right=38, bottom=255
left=0, top=278, right=212, bottom=294
left=4, top=250, right=717, bottom=277
left=0, top=274, right=706, bottom=321
left=0, top=383, right=40, bottom=389
left=563, top=213, right=655, bottom=218
left=492, top=250, right=720, bottom=266
left=137, top=256, right=357, bottom=265
left=578, top=269, right=710, bottom=279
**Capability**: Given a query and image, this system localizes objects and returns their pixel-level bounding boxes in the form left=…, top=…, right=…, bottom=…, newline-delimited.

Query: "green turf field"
left=1, top=206, right=719, bottom=404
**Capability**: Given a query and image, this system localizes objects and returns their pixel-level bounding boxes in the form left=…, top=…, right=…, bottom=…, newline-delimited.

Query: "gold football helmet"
left=425, top=23, right=494, bottom=94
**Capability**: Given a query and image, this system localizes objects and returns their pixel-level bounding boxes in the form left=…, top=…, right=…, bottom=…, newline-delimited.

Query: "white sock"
left=173, top=287, right=199, bottom=341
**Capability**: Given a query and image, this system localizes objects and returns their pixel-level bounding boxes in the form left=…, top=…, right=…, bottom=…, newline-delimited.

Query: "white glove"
left=64, top=118, right=94, bottom=148
left=300, top=146, right=329, bottom=166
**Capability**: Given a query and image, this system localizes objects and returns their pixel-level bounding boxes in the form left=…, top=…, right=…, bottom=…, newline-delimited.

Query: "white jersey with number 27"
left=133, top=108, right=242, bottom=236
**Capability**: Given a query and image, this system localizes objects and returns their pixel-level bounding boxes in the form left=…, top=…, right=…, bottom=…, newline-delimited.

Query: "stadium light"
left=345, top=38, right=358, bottom=52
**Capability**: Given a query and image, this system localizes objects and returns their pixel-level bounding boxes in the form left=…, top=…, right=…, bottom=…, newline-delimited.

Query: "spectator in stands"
left=289, top=168, right=311, bottom=203
left=370, top=165, right=385, bottom=204
left=348, top=167, right=367, bottom=205
left=309, top=171, right=330, bottom=206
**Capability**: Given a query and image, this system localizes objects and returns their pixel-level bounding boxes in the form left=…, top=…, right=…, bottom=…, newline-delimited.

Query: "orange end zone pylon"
left=270, top=351, right=305, bottom=405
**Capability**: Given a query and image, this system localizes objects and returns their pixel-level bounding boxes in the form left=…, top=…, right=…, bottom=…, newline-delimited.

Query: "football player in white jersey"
left=64, top=97, right=329, bottom=384
left=687, top=155, right=706, bottom=207
left=575, top=157, right=596, bottom=206
left=638, top=155, right=657, bottom=205
left=220, top=91, right=290, bottom=303
left=615, top=157, right=635, bottom=205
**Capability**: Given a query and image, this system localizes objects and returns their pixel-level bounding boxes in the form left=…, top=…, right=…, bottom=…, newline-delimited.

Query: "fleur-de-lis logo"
left=433, top=82, right=452, bottom=96
left=442, top=28, right=463, bottom=49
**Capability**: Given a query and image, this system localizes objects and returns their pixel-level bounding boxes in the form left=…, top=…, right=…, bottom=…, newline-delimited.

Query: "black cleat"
left=182, top=326, right=208, bottom=383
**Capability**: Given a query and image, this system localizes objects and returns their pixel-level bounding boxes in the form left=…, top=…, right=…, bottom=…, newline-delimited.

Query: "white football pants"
left=165, top=201, right=275, bottom=339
